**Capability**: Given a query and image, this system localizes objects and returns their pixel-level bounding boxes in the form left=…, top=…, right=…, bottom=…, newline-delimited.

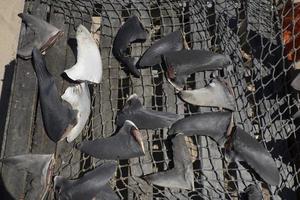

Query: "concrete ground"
left=0, top=0, right=24, bottom=96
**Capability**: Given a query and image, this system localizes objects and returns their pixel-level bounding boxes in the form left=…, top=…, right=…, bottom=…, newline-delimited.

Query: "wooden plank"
left=0, top=0, right=51, bottom=199
left=0, top=58, right=36, bottom=200
left=30, top=2, right=68, bottom=156
left=128, top=1, right=153, bottom=199
left=0, top=2, right=39, bottom=199
left=21, top=1, right=55, bottom=199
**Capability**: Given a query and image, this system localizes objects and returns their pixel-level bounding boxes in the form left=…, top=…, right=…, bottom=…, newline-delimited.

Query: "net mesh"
left=22, top=0, right=300, bottom=199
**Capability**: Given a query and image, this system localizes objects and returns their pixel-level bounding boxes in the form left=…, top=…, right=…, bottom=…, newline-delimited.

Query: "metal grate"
left=13, top=0, right=300, bottom=199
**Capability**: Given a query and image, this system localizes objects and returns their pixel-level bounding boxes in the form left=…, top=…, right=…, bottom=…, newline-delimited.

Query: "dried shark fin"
left=17, top=13, right=63, bottom=59
left=61, top=82, right=91, bottom=142
left=94, top=184, right=120, bottom=200
left=77, top=120, right=145, bottom=160
left=230, top=127, right=280, bottom=186
left=112, top=15, right=148, bottom=77
left=32, top=48, right=77, bottom=143
left=179, top=79, right=235, bottom=111
left=144, top=133, right=194, bottom=190
left=162, top=50, right=232, bottom=89
left=115, top=94, right=180, bottom=129
left=54, top=162, right=118, bottom=200
left=168, top=112, right=233, bottom=146
left=64, top=24, right=102, bottom=83
left=137, top=30, right=184, bottom=68
left=0, top=154, right=55, bottom=200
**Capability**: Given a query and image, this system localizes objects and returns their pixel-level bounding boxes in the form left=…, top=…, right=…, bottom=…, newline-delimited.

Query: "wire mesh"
left=21, top=0, right=300, bottom=199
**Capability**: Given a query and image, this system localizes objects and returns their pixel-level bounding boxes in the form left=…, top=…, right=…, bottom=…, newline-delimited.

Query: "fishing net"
left=7, top=0, right=300, bottom=199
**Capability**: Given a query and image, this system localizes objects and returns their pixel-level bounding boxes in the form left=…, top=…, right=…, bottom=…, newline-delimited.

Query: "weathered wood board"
left=0, top=1, right=44, bottom=199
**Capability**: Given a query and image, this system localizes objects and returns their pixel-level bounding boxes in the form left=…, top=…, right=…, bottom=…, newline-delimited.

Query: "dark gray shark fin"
left=122, top=57, right=141, bottom=77
left=18, top=13, right=54, bottom=33
left=179, top=79, right=235, bottom=110
left=168, top=112, right=233, bottom=146
left=32, top=48, right=77, bottom=143
left=125, top=94, right=143, bottom=109
left=231, top=127, right=280, bottom=186
left=112, top=15, right=147, bottom=77
left=53, top=176, right=68, bottom=190
left=32, top=48, right=52, bottom=80
left=95, top=184, right=120, bottom=200
left=1, top=154, right=54, bottom=200
left=139, top=109, right=181, bottom=129
left=77, top=120, right=145, bottom=160
left=18, top=39, right=39, bottom=59
left=125, top=16, right=148, bottom=43
left=162, top=50, right=231, bottom=87
left=18, top=13, right=62, bottom=59
left=138, top=30, right=184, bottom=68
left=144, top=134, right=194, bottom=190
left=116, top=94, right=180, bottom=129
left=54, top=162, right=117, bottom=200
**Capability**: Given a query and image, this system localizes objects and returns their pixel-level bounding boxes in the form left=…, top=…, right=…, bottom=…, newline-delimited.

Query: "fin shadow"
left=0, top=174, right=15, bottom=200
left=61, top=72, right=80, bottom=84
left=266, top=138, right=299, bottom=167
left=253, top=73, right=285, bottom=100
left=67, top=38, right=78, bottom=59
left=0, top=61, right=15, bottom=146
left=61, top=38, right=79, bottom=83
left=238, top=161, right=265, bottom=183
left=277, top=187, right=298, bottom=200
left=245, top=30, right=295, bottom=102
left=247, top=30, right=282, bottom=68
left=270, top=101, right=298, bottom=121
